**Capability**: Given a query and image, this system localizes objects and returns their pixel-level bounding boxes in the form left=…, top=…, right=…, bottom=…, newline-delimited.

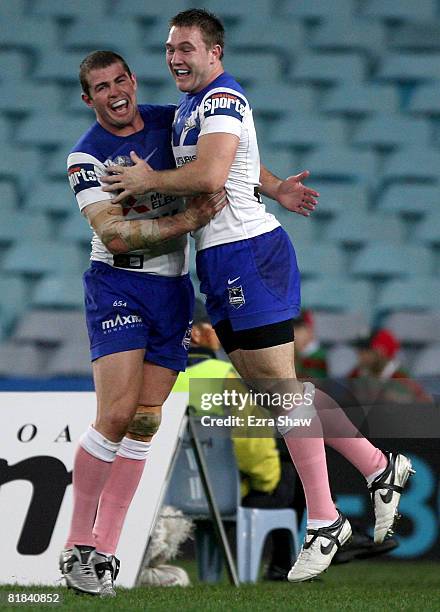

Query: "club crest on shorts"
left=228, top=285, right=245, bottom=309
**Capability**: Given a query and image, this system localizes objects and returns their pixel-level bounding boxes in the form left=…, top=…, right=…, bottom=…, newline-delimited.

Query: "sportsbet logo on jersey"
left=68, top=163, right=100, bottom=194
left=203, top=91, right=246, bottom=121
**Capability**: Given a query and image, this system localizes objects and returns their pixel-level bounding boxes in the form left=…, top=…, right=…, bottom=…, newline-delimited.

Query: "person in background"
left=293, top=310, right=327, bottom=379
left=349, top=329, right=430, bottom=405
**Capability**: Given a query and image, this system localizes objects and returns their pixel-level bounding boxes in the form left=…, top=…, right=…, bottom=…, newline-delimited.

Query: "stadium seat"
left=383, top=311, right=440, bottom=345
left=302, top=147, right=377, bottom=185
left=0, top=82, right=62, bottom=114
left=63, top=18, right=141, bottom=52
left=322, top=83, right=399, bottom=115
left=291, top=53, right=365, bottom=84
left=351, top=244, right=432, bottom=278
left=0, top=18, right=58, bottom=51
left=1, top=181, right=19, bottom=211
left=45, top=341, right=92, bottom=377
left=377, top=54, right=440, bottom=82
left=31, top=274, right=85, bottom=310
left=268, top=115, right=346, bottom=149
left=0, top=0, right=26, bottom=18
left=230, top=17, right=303, bottom=55
left=46, top=143, right=78, bottom=180
left=301, top=277, right=373, bottom=315
left=414, top=213, right=440, bottom=245
left=0, top=50, right=30, bottom=82
left=166, top=421, right=299, bottom=583
left=0, top=343, right=45, bottom=377
left=325, top=211, right=405, bottom=246
left=152, top=83, right=182, bottom=106
left=12, top=310, right=87, bottom=345
left=26, top=182, right=74, bottom=215
left=283, top=0, right=355, bottom=19
left=352, top=115, right=431, bottom=148
left=0, top=211, right=52, bottom=244
left=245, top=83, right=315, bottom=116
left=362, top=0, right=436, bottom=21
left=224, top=52, right=285, bottom=86
left=311, top=18, right=385, bottom=58
left=1, top=149, right=42, bottom=192
left=279, top=214, right=316, bottom=246
left=31, top=0, right=107, bottom=18
left=409, top=82, right=440, bottom=115
left=35, top=51, right=95, bottom=84
left=313, top=312, right=370, bottom=344
left=380, top=147, right=440, bottom=187
left=294, top=244, right=344, bottom=277
left=111, top=0, right=189, bottom=19
left=2, top=241, right=87, bottom=276
left=204, top=0, right=273, bottom=21
left=117, top=52, right=172, bottom=86
left=413, top=344, right=440, bottom=377
left=376, top=278, right=440, bottom=314
left=378, top=185, right=440, bottom=217
left=16, top=114, right=91, bottom=148
left=308, top=183, right=369, bottom=217
left=0, top=276, right=28, bottom=335
left=327, top=344, right=358, bottom=377
left=388, top=23, right=440, bottom=51
left=59, top=214, right=92, bottom=245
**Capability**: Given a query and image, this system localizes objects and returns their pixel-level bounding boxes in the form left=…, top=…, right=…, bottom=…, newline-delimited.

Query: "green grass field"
left=1, top=562, right=439, bottom=611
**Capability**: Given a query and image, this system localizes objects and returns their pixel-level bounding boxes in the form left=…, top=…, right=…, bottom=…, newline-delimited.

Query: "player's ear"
left=211, top=44, right=222, bottom=62
left=131, top=72, right=137, bottom=90
left=82, top=92, right=94, bottom=109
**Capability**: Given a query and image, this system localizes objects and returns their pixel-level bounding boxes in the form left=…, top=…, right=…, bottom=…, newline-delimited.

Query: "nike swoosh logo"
left=228, top=277, right=240, bottom=285
left=144, top=148, right=158, bottom=163
left=379, top=456, right=396, bottom=504
left=320, top=524, right=344, bottom=555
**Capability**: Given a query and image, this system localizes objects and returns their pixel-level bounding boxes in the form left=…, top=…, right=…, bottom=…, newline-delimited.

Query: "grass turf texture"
left=0, top=562, right=439, bottom=611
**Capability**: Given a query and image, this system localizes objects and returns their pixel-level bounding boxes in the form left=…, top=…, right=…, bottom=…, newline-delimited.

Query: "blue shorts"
left=83, top=261, right=194, bottom=371
left=196, top=227, right=301, bottom=331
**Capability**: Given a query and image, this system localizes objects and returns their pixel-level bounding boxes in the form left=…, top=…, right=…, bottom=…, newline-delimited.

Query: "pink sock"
left=65, top=446, right=113, bottom=548
left=283, top=417, right=338, bottom=521
left=313, top=388, right=387, bottom=478
left=93, top=456, right=146, bottom=555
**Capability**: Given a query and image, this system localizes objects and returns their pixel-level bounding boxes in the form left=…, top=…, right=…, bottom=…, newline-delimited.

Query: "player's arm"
left=259, top=164, right=319, bottom=217
left=101, top=133, right=239, bottom=201
left=82, top=192, right=226, bottom=254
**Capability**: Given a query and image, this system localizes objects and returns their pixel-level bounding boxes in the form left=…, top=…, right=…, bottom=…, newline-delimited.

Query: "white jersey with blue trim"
left=67, top=104, right=188, bottom=276
left=172, top=72, right=280, bottom=251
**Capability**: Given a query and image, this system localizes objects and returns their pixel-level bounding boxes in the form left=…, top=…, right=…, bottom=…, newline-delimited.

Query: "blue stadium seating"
left=16, top=114, right=91, bottom=147
left=245, top=83, right=315, bottom=116
left=31, top=274, right=84, bottom=310
left=409, top=82, right=440, bottom=115
left=351, top=244, right=432, bottom=278
left=292, top=53, right=366, bottom=84
left=0, top=18, right=58, bottom=51
left=322, top=83, right=399, bottom=115
left=0, top=50, right=30, bottom=82
left=302, top=147, right=377, bottom=185
left=294, top=244, right=344, bottom=277
left=31, top=0, right=107, bottom=18
left=413, top=344, right=440, bottom=377
left=1, top=181, right=19, bottom=211
left=325, top=211, right=405, bottom=246
left=283, top=0, right=355, bottom=19
left=224, top=53, right=285, bottom=86
left=307, top=183, right=369, bottom=217
left=0, top=82, right=62, bottom=114
left=311, top=18, right=386, bottom=58
left=362, top=0, right=436, bottom=21
left=35, top=51, right=95, bottom=84
left=389, top=23, right=440, bottom=51
left=377, top=278, right=440, bottom=314
left=229, top=17, right=303, bottom=55
left=0, top=212, right=52, bottom=244
left=26, top=182, right=74, bottom=215
left=301, top=277, right=373, bottom=314
left=384, top=311, right=440, bottom=345
left=378, top=185, right=439, bottom=217
left=378, top=54, right=440, bottom=82
left=60, top=214, right=93, bottom=245
left=381, top=147, right=440, bottom=187
left=63, top=19, right=141, bottom=53
left=352, top=115, right=431, bottom=148
left=269, top=115, right=346, bottom=149
left=0, top=276, right=28, bottom=336
left=414, top=213, right=440, bottom=245
left=2, top=241, right=88, bottom=276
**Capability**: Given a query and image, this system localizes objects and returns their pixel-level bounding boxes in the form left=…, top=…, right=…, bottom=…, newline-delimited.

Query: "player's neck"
left=98, top=111, right=144, bottom=137
left=193, top=66, right=224, bottom=94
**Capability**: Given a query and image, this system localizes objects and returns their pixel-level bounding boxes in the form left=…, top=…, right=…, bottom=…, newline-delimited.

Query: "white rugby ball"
left=139, top=564, right=190, bottom=587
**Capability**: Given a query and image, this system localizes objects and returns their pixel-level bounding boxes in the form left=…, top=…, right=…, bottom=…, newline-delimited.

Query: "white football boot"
left=93, top=552, right=120, bottom=598
left=369, top=452, right=415, bottom=544
left=59, top=545, right=100, bottom=595
left=287, top=511, right=352, bottom=583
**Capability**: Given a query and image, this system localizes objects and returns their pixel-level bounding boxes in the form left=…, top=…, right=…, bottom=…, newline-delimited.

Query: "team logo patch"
left=228, top=286, right=245, bottom=309
left=68, top=163, right=100, bottom=194
left=203, top=92, right=246, bottom=122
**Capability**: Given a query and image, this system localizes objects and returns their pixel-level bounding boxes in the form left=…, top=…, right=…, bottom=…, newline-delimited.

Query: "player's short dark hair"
left=79, top=50, right=132, bottom=97
left=169, top=8, right=225, bottom=59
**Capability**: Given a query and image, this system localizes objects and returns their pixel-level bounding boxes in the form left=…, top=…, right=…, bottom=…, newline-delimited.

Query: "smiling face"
left=166, top=25, right=223, bottom=94
left=81, top=62, right=143, bottom=135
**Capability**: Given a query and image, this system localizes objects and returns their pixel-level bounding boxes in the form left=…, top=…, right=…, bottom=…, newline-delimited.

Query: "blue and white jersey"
left=172, top=72, right=279, bottom=251
left=67, top=104, right=188, bottom=276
